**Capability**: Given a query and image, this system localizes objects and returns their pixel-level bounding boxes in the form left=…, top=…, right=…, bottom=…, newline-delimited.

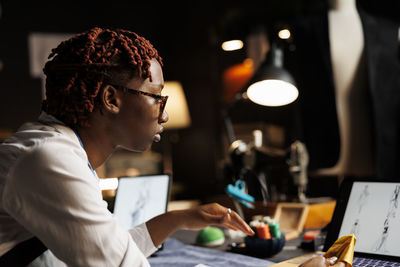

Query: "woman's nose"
left=159, top=110, right=168, bottom=124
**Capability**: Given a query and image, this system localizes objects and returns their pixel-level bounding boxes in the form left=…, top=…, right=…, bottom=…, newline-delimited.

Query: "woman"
left=0, top=28, right=343, bottom=267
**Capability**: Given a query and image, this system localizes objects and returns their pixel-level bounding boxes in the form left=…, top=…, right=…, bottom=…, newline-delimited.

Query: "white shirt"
left=0, top=112, right=157, bottom=266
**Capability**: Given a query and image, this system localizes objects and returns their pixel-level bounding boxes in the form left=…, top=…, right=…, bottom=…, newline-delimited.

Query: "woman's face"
left=110, top=58, right=168, bottom=152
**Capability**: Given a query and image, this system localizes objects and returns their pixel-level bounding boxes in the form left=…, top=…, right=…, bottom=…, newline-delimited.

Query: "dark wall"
left=0, top=1, right=227, bottom=199
left=2, top=1, right=399, bottom=200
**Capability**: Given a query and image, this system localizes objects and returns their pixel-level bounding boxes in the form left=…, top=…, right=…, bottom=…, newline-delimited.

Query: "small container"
left=244, top=234, right=286, bottom=258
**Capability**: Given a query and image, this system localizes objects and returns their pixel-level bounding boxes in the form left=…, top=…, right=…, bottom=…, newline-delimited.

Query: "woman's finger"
left=199, top=204, right=254, bottom=235
left=229, top=210, right=255, bottom=235
left=331, top=261, right=346, bottom=267
left=222, top=222, right=239, bottom=231
left=221, top=209, right=254, bottom=235
left=326, top=257, right=338, bottom=265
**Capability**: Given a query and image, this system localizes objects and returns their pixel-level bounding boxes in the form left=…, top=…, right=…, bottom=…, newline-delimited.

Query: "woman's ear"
left=102, top=85, right=122, bottom=114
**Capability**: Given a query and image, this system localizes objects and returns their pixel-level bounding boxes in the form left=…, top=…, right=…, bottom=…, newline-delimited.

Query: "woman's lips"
left=154, top=133, right=161, bottom=142
left=153, top=126, right=163, bottom=142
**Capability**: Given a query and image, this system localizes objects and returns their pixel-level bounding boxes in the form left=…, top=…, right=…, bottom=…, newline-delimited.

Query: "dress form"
left=315, top=0, right=374, bottom=181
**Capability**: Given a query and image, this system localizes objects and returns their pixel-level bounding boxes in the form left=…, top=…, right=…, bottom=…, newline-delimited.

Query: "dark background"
left=1, top=0, right=399, bottom=200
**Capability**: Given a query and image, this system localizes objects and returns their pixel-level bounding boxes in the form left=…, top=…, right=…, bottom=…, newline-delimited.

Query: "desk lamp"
left=224, top=40, right=301, bottom=209
left=162, top=81, right=191, bottom=130
left=161, top=81, right=191, bottom=175
left=245, top=42, right=298, bottom=107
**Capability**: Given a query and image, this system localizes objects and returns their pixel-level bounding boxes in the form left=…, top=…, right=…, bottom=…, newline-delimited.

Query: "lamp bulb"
left=247, top=79, right=298, bottom=106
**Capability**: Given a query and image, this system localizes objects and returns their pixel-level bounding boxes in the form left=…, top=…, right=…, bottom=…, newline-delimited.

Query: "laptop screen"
left=113, top=175, right=171, bottom=230
left=337, top=181, right=400, bottom=257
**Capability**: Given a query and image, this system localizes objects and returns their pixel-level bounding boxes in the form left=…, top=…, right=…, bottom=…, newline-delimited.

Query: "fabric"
left=324, top=234, right=356, bottom=267
left=287, top=12, right=341, bottom=170
left=0, top=112, right=156, bottom=266
left=149, top=238, right=274, bottom=267
left=357, top=0, right=400, bottom=180
left=288, top=1, right=400, bottom=180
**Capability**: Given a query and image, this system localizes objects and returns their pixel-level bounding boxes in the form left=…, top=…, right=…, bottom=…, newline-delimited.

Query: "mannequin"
left=315, top=0, right=374, bottom=181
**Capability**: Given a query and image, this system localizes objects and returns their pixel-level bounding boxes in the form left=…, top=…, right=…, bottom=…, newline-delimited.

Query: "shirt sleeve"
left=2, top=137, right=150, bottom=267
left=129, top=223, right=158, bottom=257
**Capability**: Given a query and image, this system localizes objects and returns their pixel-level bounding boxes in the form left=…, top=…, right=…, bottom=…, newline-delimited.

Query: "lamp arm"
left=222, top=108, right=236, bottom=145
left=221, top=90, right=246, bottom=145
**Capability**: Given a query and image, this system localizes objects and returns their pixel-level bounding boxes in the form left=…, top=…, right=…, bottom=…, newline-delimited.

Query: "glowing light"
left=278, top=29, right=291, bottom=40
left=99, top=178, right=119, bottom=190
left=247, top=79, right=298, bottom=106
left=163, top=81, right=191, bottom=129
left=221, top=40, right=244, bottom=51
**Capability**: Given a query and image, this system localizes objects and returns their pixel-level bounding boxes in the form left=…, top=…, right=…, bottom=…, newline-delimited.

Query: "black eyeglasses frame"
left=110, top=84, right=168, bottom=121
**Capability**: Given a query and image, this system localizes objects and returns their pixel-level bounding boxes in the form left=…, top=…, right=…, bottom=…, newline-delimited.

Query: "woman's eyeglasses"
left=110, top=84, right=168, bottom=121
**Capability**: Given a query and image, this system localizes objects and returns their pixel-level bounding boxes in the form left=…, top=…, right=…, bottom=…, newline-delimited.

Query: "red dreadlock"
left=42, top=27, right=163, bottom=127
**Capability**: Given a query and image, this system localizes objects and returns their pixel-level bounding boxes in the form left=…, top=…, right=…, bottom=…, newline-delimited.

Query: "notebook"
left=271, top=178, right=400, bottom=266
left=113, top=174, right=171, bottom=230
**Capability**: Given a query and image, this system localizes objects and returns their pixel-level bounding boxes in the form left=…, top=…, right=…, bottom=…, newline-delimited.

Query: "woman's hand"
left=146, top=203, right=254, bottom=247
left=178, top=203, right=255, bottom=236
left=299, top=256, right=346, bottom=267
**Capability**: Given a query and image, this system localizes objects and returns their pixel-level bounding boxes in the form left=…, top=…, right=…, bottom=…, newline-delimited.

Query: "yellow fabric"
left=324, top=234, right=357, bottom=267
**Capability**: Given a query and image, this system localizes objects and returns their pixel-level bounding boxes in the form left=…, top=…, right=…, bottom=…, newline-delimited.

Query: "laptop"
left=113, top=174, right=171, bottom=231
left=271, top=178, right=400, bottom=266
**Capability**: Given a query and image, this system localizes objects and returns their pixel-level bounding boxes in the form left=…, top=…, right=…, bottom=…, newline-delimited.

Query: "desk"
left=165, top=229, right=313, bottom=265
left=268, top=236, right=311, bottom=263
left=149, top=238, right=274, bottom=267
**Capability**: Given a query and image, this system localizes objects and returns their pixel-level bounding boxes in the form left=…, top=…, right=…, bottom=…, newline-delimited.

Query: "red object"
left=303, top=230, right=321, bottom=241
left=222, top=59, right=254, bottom=102
left=256, top=224, right=271, bottom=239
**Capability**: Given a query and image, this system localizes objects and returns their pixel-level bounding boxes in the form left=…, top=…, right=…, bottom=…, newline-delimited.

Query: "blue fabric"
left=148, top=238, right=274, bottom=267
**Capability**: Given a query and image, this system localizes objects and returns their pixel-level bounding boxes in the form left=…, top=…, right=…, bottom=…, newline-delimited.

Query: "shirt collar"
left=37, top=111, right=81, bottom=153
left=37, top=111, right=66, bottom=125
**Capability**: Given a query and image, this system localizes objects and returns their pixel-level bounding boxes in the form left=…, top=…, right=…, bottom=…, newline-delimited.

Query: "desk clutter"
left=203, top=196, right=336, bottom=241
left=228, top=216, right=285, bottom=258
left=196, top=227, right=225, bottom=247
left=250, top=215, right=282, bottom=239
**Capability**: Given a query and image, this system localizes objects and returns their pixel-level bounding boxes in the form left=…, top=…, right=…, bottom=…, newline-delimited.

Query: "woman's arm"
left=146, top=203, right=255, bottom=247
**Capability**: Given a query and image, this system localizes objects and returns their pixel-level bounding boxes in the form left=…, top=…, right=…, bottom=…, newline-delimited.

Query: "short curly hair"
left=42, top=27, right=163, bottom=127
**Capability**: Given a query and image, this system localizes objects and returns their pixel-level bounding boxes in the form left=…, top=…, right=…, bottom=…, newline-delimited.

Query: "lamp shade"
left=163, top=81, right=191, bottom=129
left=246, top=44, right=298, bottom=107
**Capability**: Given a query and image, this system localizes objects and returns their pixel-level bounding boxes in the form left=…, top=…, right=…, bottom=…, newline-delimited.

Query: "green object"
left=268, top=222, right=282, bottom=238
left=196, top=226, right=225, bottom=247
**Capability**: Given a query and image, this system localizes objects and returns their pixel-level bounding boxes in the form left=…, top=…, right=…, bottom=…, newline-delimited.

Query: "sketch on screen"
left=358, top=185, right=370, bottom=213
left=373, top=185, right=400, bottom=252
left=129, top=183, right=150, bottom=228
left=350, top=185, right=370, bottom=237
left=338, top=182, right=400, bottom=256
left=113, top=176, right=169, bottom=231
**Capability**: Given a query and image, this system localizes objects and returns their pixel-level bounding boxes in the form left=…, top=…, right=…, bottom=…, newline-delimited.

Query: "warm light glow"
left=163, top=81, right=191, bottom=129
left=278, top=29, right=291, bottom=40
left=247, top=79, right=298, bottom=106
left=221, top=40, right=244, bottom=51
left=99, top=178, right=118, bottom=191
left=243, top=58, right=253, bottom=68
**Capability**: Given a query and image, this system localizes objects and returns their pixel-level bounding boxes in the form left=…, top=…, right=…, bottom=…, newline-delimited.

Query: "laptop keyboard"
left=353, top=256, right=400, bottom=266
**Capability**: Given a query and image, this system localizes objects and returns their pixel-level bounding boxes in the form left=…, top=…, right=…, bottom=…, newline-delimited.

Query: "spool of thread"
left=255, top=223, right=271, bottom=239
left=249, top=220, right=260, bottom=236
left=268, top=221, right=282, bottom=238
left=263, top=216, right=273, bottom=224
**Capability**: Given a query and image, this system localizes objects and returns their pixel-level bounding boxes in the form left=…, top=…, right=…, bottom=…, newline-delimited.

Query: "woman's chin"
left=117, top=143, right=151, bottom=153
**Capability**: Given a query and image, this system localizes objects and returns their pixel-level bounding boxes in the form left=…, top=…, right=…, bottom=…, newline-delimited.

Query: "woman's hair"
left=42, top=27, right=163, bottom=127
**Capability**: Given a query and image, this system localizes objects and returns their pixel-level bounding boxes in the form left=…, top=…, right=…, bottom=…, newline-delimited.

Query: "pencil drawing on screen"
left=350, top=185, right=369, bottom=237
left=373, top=185, right=399, bottom=252
left=129, top=183, right=151, bottom=228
